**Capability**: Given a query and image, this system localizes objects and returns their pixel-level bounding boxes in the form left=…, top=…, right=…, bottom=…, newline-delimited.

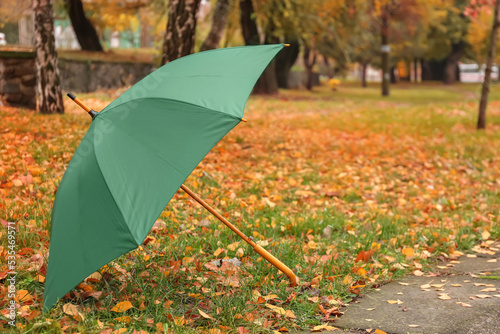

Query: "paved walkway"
left=299, top=241, right=500, bottom=334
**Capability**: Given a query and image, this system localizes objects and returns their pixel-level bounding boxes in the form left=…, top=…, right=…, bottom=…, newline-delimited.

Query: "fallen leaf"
left=438, top=294, right=452, bottom=300
left=265, top=304, right=296, bottom=318
left=15, top=290, right=33, bottom=303
left=476, top=294, right=492, bottom=299
left=402, top=248, right=415, bottom=258
left=413, top=270, right=424, bottom=276
left=114, top=316, right=131, bottom=323
left=480, top=288, right=496, bottom=292
left=374, top=330, right=387, bottom=334
left=198, top=309, right=214, bottom=320
left=111, top=301, right=133, bottom=312
left=457, top=302, right=472, bottom=307
left=312, top=323, right=337, bottom=332
left=387, top=300, right=403, bottom=304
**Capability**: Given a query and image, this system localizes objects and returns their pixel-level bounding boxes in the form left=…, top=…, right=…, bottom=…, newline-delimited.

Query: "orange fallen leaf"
left=374, top=330, right=388, bottom=334
left=15, top=290, right=33, bottom=303
left=114, top=316, right=131, bottom=323
left=402, top=248, right=415, bottom=258
left=111, top=301, right=133, bottom=312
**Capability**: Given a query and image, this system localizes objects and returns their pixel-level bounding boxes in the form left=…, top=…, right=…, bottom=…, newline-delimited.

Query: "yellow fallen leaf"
left=62, top=303, right=80, bottom=316
left=114, top=316, right=131, bottom=323
left=438, top=294, right=451, bottom=300
left=420, top=283, right=431, bottom=289
left=413, top=270, right=424, bottom=276
left=111, top=301, right=133, bottom=312
left=387, top=299, right=403, bottom=304
left=312, top=323, right=337, bottom=332
left=481, top=230, right=490, bottom=240
left=398, top=282, right=409, bottom=286
left=480, top=288, right=496, bottom=292
left=408, top=324, right=420, bottom=328
left=265, top=304, right=296, bottom=318
left=62, top=303, right=84, bottom=321
left=198, top=309, right=213, bottom=320
left=451, top=284, right=462, bottom=287
left=213, top=248, right=224, bottom=257
left=476, top=295, right=492, bottom=299
left=456, top=302, right=472, bottom=307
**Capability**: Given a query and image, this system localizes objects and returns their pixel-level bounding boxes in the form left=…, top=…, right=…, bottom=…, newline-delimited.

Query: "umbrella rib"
left=100, top=96, right=246, bottom=121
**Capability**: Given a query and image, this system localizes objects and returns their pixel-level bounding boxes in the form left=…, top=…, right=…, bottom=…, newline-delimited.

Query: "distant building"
left=459, top=63, right=499, bottom=83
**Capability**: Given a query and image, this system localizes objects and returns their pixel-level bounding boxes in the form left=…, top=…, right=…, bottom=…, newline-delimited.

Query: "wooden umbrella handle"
left=181, top=184, right=298, bottom=286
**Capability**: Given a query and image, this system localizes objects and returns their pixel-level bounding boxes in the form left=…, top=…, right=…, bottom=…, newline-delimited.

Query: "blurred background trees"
left=0, top=0, right=499, bottom=123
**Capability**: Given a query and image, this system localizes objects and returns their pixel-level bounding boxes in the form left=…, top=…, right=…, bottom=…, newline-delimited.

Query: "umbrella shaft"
left=180, top=184, right=298, bottom=286
left=180, top=184, right=255, bottom=246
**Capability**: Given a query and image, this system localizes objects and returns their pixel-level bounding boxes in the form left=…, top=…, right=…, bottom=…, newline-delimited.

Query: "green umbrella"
left=43, top=44, right=297, bottom=311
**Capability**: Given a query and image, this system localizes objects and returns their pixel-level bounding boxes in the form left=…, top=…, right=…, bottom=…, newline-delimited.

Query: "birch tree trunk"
left=200, top=0, right=230, bottom=51
left=161, top=0, right=201, bottom=65
left=33, top=0, right=64, bottom=114
left=477, top=0, right=500, bottom=130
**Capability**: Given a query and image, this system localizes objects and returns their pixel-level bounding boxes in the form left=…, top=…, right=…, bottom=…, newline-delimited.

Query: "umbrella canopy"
left=43, top=44, right=286, bottom=311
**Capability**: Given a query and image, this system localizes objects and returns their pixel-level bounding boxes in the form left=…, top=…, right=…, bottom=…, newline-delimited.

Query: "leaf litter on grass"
left=1, top=84, right=500, bottom=333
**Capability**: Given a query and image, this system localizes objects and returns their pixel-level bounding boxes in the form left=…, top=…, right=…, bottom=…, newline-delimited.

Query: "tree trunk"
left=478, top=0, right=500, bottom=130
left=65, top=0, right=103, bottom=51
left=239, top=0, right=278, bottom=94
left=413, top=58, right=418, bottom=82
left=390, top=65, right=397, bottom=83
left=200, top=0, right=230, bottom=51
left=275, top=40, right=299, bottom=88
left=362, top=63, right=368, bottom=87
left=239, top=0, right=259, bottom=46
left=381, top=7, right=390, bottom=96
left=303, top=45, right=316, bottom=91
left=444, top=41, right=465, bottom=84
left=421, top=59, right=446, bottom=81
left=33, top=0, right=64, bottom=114
left=161, top=0, right=201, bottom=65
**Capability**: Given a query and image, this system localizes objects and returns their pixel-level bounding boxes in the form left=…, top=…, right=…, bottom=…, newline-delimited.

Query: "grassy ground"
left=1, top=82, right=499, bottom=333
